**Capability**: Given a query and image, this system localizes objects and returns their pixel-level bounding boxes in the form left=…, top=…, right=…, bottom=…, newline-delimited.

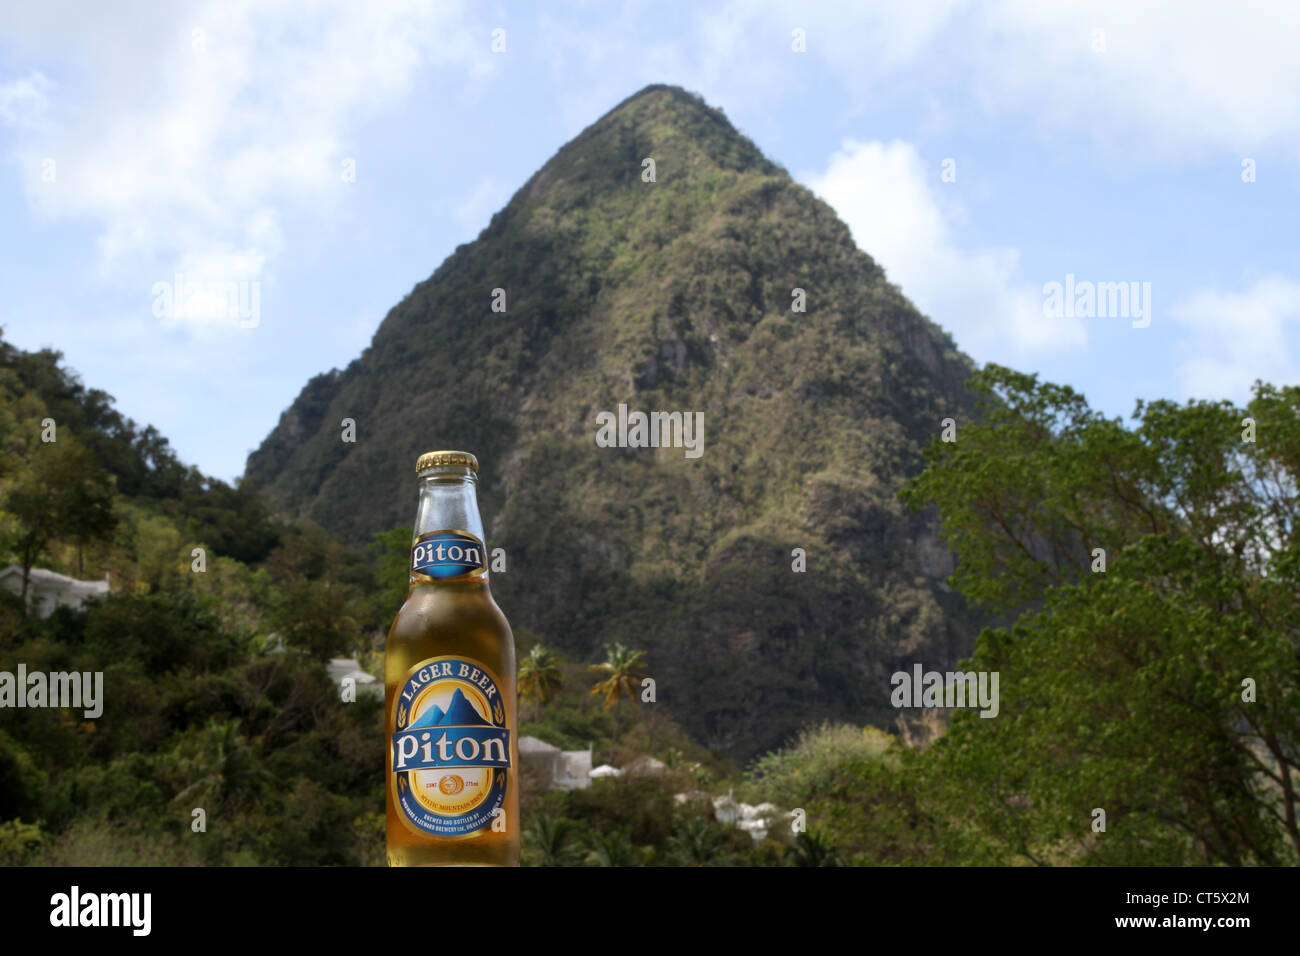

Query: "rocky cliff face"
left=246, top=84, right=984, bottom=760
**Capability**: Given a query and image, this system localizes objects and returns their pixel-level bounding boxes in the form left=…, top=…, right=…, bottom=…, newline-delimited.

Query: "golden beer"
left=385, top=451, right=519, bottom=866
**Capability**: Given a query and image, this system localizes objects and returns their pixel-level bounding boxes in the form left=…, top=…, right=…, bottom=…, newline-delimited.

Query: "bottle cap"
left=416, top=450, right=479, bottom=473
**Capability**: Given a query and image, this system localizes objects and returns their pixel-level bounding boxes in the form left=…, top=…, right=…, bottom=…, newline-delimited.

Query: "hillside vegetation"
left=0, top=336, right=774, bottom=865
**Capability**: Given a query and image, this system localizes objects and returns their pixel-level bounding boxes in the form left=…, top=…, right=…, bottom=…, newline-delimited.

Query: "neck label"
left=410, top=530, right=486, bottom=580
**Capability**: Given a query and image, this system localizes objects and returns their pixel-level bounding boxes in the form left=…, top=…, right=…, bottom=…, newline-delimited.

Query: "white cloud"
left=3, top=0, right=487, bottom=323
left=823, top=1, right=1300, bottom=159
left=802, top=138, right=1085, bottom=357
left=541, top=1, right=1300, bottom=163
left=1169, top=275, right=1300, bottom=404
left=958, top=2, right=1300, bottom=161
left=0, top=72, right=52, bottom=127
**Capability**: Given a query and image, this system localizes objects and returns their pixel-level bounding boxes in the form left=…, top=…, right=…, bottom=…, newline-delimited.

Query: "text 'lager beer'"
left=385, top=451, right=519, bottom=866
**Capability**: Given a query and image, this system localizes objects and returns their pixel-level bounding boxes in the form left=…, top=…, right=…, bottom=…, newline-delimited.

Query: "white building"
left=518, top=735, right=593, bottom=790
left=326, top=657, right=382, bottom=698
left=736, top=801, right=777, bottom=843
left=558, top=746, right=593, bottom=789
left=712, top=792, right=739, bottom=825
left=624, top=754, right=668, bottom=779
left=709, top=791, right=775, bottom=842
left=0, top=565, right=109, bottom=618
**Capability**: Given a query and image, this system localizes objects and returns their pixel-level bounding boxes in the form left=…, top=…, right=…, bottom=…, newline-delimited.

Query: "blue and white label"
left=411, top=530, right=486, bottom=580
left=390, top=657, right=510, bottom=838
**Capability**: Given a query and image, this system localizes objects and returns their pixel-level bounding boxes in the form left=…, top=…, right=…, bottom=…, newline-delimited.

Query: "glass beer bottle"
left=385, top=451, right=519, bottom=866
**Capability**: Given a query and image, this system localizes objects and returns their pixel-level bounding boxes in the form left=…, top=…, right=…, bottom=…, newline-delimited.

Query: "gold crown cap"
left=416, top=450, right=479, bottom=473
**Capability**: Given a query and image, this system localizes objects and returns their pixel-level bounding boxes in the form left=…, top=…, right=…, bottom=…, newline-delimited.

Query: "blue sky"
left=1, top=1, right=1297, bottom=482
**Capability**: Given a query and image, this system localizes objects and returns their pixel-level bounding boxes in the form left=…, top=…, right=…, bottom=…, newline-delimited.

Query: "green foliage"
left=58, top=753, right=167, bottom=824
left=748, top=722, right=893, bottom=806
left=666, top=815, right=727, bottom=865
left=787, top=830, right=844, bottom=867
left=564, top=776, right=678, bottom=847
left=262, top=523, right=374, bottom=658
left=523, top=816, right=583, bottom=867
left=84, top=592, right=243, bottom=677
left=0, top=335, right=283, bottom=565
left=269, top=778, right=364, bottom=866
left=747, top=722, right=949, bottom=865
left=0, top=818, right=44, bottom=865
left=584, top=827, right=641, bottom=866
left=519, top=642, right=564, bottom=714
left=588, top=643, right=647, bottom=710
left=900, top=366, right=1300, bottom=865
left=0, top=730, right=47, bottom=822
left=32, top=819, right=206, bottom=867
left=367, top=525, right=412, bottom=629
left=163, top=717, right=274, bottom=812
left=4, top=433, right=116, bottom=605
left=0, top=339, right=194, bottom=501
left=0, top=338, right=388, bottom=864
left=266, top=578, right=365, bottom=660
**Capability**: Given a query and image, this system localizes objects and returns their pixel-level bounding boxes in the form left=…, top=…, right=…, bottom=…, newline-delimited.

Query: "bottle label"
left=410, top=529, right=486, bottom=580
left=390, top=656, right=511, bottom=838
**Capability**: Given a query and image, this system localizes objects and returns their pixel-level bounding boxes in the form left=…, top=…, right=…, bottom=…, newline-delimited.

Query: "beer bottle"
left=385, top=451, right=519, bottom=866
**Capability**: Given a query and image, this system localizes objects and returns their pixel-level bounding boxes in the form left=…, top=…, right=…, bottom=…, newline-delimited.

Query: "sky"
left=1, top=0, right=1297, bottom=482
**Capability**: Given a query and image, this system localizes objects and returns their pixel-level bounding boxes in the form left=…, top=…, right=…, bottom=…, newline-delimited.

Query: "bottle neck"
left=411, top=467, right=489, bottom=585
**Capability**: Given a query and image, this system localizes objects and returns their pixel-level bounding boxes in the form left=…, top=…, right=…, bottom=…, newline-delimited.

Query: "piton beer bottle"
left=385, top=451, right=519, bottom=866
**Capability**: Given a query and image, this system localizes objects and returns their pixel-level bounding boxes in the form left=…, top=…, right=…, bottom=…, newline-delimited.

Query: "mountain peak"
left=246, top=84, right=979, bottom=761
left=609, top=82, right=705, bottom=111
left=597, top=82, right=742, bottom=137
left=498, top=84, right=776, bottom=222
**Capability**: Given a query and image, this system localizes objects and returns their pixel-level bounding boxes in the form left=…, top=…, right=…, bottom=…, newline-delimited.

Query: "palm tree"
left=523, top=816, right=580, bottom=867
left=166, top=718, right=273, bottom=810
left=518, top=644, right=564, bottom=716
left=588, top=643, right=647, bottom=711
left=667, top=816, right=727, bottom=866
left=786, top=830, right=844, bottom=867
left=585, top=828, right=638, bottom=867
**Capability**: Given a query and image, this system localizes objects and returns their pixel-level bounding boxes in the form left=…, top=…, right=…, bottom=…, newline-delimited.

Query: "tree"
left=178, top=476, right=282, bottom=565
left=519, top=644, right=564, bottom=715
left=130, top=511, right=186, bottom=593
left=588, top=643, right=647, bottom=711
left=367, top=526, right=413, bottom=628
left=585, top=827, right=638, bottom=866
left=902, top=366, right=1300, bottom=865
left=165, top=718, right=273, bottom=812
left=4, top=435, right=116, bottom=609
left=666, top=816, right=727, bottom=866
left=269, top=578, right=365, bottom=661
left=523, top=815, right=581, bottom=867
left=264, top=523, right=371, bottom=659
left=787, top=830, right=844, bottom=867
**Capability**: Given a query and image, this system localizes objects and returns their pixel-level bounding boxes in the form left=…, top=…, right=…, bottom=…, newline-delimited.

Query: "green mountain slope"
left=245, top=84, right=984, bottom=759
